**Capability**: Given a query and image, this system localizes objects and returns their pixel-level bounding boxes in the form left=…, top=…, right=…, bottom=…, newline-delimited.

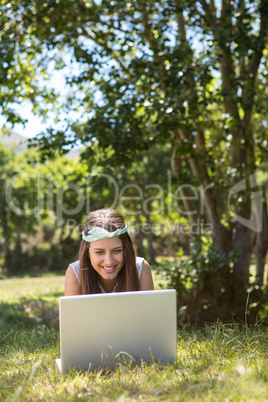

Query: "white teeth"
left=102, top=266, right=115, bottom=271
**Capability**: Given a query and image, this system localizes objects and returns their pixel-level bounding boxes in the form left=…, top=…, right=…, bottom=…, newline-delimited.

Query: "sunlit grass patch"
left=0, top=274, right=65, bottom=302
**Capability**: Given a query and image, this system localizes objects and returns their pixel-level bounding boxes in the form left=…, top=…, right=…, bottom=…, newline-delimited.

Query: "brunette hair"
left=78, top=209, right=139, bottom=294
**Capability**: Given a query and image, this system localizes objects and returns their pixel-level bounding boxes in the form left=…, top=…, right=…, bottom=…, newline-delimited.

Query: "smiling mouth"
left=102, top=266, right=116, bottom=272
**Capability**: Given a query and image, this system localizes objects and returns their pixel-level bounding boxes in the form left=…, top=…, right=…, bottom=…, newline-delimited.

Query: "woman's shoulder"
left=135, top=256, right=144, bottom=278
left=69, top=260, right=80, bottom=282
left=137, top=258, right=154, bottom=290
left=70, top=259, right=80, bottom=268
left=65, top=261, right=81, bottom=295
left=135, top=256, right=144, bottom=265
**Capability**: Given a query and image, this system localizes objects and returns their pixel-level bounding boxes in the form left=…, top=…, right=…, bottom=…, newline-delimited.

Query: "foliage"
left=1, top=275, right=268, bottom=401
left=158, top=237, right=268, bottom=325
left=13, top=238, right=80, bottom=274
left=0, top=139, right=181, bottom=273
left=0, top=143, right=88, bottom=273
left=0, top=144, right=41, bottom=272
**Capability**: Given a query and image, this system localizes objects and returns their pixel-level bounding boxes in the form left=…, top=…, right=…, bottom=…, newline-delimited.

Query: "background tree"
left=0, top=143, right=88, bottom=273
left=0, top=145, right=40, bottom=272
left=0, top=144, right=14, bottom=269
left=0, top=138, right=180, bottom=272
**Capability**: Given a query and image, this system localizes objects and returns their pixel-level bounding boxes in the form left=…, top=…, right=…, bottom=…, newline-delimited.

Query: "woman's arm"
left=139, top=260, right=154, bottom=291
left=64, top=265, right=81, bottom=296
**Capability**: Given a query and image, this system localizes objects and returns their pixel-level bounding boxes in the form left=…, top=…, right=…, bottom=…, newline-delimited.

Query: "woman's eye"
left=114, top=249, right=122, bottom=253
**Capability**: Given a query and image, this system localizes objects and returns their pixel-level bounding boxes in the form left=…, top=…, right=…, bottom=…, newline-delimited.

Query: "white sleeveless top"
left=70, top=256, right=144, bottom=293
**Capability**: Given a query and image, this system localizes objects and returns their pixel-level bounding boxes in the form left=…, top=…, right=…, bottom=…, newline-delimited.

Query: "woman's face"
left=88, top=237, right=124, bottom=289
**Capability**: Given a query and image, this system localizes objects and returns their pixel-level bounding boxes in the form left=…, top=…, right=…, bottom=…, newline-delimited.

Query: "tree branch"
left=199, top=0, right=219, bottom=28
left=243, top=0, right=268, bottom=128
left=218, top=0, right=240, bottom=119
left=209, top=0, right=217, bottom=15
left=140, top=6, right=167, bottom=90
left=81, top=27, right=128, bottom=72
left=176, top=12, right=207, bottom=151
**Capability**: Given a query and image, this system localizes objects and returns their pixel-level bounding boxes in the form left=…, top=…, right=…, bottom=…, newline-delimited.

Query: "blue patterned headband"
left=82, top=224, right=128, bottom=242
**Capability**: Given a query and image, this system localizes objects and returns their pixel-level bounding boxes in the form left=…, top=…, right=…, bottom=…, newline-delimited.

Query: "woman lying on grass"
left=65, top=208, right=154, bottom=295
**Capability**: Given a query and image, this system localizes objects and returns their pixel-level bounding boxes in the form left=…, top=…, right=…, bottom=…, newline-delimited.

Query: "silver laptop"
left=56, top=289, right=177, bottom=372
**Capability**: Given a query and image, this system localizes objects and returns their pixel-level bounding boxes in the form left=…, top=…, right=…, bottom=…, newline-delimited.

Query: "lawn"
left=1, top=275, right=268, bottom=401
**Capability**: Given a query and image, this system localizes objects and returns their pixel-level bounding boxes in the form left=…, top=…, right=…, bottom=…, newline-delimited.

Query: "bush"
left=5, top=237, right=80, bottom=274
left=157, top=237, right=268, bottom=326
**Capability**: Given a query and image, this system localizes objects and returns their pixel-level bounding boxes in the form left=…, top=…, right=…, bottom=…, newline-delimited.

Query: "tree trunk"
left=145, top=213, right=156, bottom=263
left=1, top=205, right=12, bottom=272
left=135, top=213, right=145, bottom=257
left=15, top=227, right=22, bottom=255
left=202, top=186, right=231, bottom=254
left=171, top=140, right=199, bottom=228
left=232, top=223, right=254, bottom=280
left=256, top=201, right=268, bottom=285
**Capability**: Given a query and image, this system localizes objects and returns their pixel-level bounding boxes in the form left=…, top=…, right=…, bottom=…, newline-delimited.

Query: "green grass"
left=1, top=275, right=268, bottom=401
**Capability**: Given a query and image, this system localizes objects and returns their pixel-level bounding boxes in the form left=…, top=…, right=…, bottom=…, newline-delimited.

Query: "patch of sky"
left=1, top=47, right=90, bottom=139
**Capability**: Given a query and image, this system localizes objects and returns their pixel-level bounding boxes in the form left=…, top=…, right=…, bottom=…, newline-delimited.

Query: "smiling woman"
left=64, top=208, right=154, bottom=295
left=89, top=237, right=125, bottom=293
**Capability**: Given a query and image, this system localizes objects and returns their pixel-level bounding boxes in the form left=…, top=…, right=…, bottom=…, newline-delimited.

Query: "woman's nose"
left=104, top=253, right=113, bottom=265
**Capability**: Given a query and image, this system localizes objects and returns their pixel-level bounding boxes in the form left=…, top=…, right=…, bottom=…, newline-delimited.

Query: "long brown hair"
left=79, top=209, right=139, bottom=294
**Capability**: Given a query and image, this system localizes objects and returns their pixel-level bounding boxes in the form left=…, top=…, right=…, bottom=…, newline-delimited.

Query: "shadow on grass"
left=0, top=291, right=61, bottom=332
left=0, top=300, right=60, bottom=361
left=0, top=292, right=60, bottom=357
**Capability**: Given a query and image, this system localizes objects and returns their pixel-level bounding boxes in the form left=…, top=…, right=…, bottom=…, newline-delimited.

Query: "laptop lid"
left=57, top=289, right=177, bottom=372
